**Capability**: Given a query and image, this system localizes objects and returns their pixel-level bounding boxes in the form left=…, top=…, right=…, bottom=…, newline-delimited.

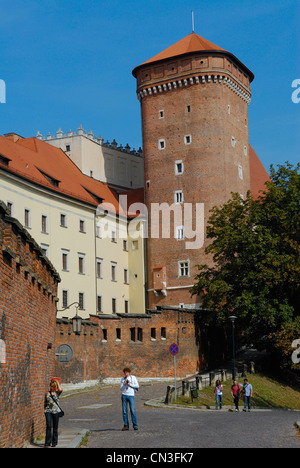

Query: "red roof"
left=249, top=145, right=270, bottom=199
left=0, top=135, right=127, bottom=217
left=132, top=32, right=254, bottom=82
left=142, top=33, right=224, bottom=66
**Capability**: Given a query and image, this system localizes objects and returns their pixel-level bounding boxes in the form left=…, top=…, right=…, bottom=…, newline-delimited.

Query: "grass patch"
left=175, top=373, right=300, bottom=410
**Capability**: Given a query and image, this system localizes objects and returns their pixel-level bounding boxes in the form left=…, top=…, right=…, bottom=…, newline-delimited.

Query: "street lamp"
left=229, top=316, right=237, bottom=380
left=57, top=302, right=82, bottom=336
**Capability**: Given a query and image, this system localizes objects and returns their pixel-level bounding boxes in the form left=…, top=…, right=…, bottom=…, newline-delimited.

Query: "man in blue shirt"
left=242, top=378, right=253, bottom=412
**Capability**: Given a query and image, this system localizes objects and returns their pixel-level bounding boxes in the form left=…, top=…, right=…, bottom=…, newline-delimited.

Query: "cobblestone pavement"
left=57, top=382, right=300, bottom=449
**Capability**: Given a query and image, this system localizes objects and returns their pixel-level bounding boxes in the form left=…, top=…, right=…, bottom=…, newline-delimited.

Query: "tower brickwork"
left=133, top=33, right=254, bottom=309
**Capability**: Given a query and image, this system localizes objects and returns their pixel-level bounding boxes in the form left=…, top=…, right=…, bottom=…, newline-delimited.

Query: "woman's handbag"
left=50, top=393, right=64, bottom=417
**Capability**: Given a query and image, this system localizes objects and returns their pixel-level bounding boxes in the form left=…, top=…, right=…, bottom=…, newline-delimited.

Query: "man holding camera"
left=120, top=367, right=139, bottom=431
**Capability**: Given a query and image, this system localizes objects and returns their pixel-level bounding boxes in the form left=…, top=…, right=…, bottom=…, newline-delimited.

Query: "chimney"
left=4, top=133, right=24, bottom=143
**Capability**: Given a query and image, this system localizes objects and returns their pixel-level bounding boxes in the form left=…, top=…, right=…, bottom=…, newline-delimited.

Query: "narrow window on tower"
left=176, top=226, right=185, bottom=240
left=174, top=190, right=183, bottom=204
left=158, top=139, right=165, bottom=150
left=187, top=105, right=191, bottom=113
left=175, top=160, right=184, bottom=175
left=231, top=136, right=236, bottom=147
left=159, top=110, right=164, bottom=119
left=238, top=165, right=243, bottom=180
left=184, top=135, right=192, bottom=145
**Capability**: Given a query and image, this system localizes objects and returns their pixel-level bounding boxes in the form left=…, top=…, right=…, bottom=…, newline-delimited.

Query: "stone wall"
left=55, top=307, right=229, bottom=384
left=0, top=202, right=59, bottom=448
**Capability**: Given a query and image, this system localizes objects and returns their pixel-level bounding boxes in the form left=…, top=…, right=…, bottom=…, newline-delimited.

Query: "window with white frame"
left=78, top=253, right=85, bottom=274
left=124, top=269, right=129, bottom=284
left=97, top=295, right=102, bottom=313
left=41, top=214, right=48, bottom=233
left=175, top=160, right=184, bottom=175
left=62, top=290, right=68, bottom=308
left=60, top=213, right=67, bottom=227
left=179, top=261, right=189, bottom=277
left=78, top=292, right=85, bottom=310
left=159, top=110, right=164, bottom=119
left=96, top=258, right=103, bottom=278
left=95, top=222, right=101, bottom=238
left=244, top=145, right=247, bottom=156
left=111, top=262, right=117, bottom=282
left=112, top=298, right=117, bottom=314
left=174, top=190, right=183, bottom=204
left=238, top=165, right=243, bottom=180
left=62, top=249, right=69, bottom=272
left=184, top=135, right=192, bottom=145
left=176, top=226, right=185, bottom=241
left=24, top=208, right=31, bottom=228
left=111, top=231, right=117, bottom=243
left=231, top=136, right=236, bottom=147
left=158, top=139, right=165, bottom=150
left=79, top=219, right=85, bottom=233
left=7, top=202, right=13, bottom=216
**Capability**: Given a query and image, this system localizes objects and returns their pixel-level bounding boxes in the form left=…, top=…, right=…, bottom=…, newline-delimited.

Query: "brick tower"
left=132, top=33, right=254, bottom=310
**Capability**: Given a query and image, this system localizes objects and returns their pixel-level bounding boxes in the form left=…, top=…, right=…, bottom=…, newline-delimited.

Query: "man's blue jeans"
left=122, top=394, right=138, bottom=428
left=244, top=395, right=251, bottom=410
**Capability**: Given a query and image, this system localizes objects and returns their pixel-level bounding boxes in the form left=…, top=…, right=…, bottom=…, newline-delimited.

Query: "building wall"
left=0, top=167, right=146, bottom=319
left=46, top=131, right=144, bottom=190
left=55, top=309, right=201, bottom=381
left=54, top=308, right=230, bottom=383
left=0, top=170, right=97, bottom=319
left=95, top=210, right=146, bottom=315
left=0, top=202, right=59, bottom=448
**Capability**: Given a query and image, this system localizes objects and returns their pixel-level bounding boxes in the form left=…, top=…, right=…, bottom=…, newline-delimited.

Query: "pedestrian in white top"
left=120, top=367, right=139, bottom=430
left=214, top=379, right=223, bottom=410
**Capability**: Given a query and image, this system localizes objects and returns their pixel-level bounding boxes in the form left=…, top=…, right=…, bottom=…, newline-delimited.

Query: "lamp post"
left=229, top=316, right=237, bottom=380
left=57, top=302, right=82, bottom=336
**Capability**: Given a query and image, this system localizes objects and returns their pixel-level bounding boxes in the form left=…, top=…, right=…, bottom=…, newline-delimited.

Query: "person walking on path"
left=242, top=378, right=253, bottom=412
left=120, top=367, right=139, bottom=431
left=214, top=379, right=223, bottom=410
left=231, top=380, right=241, bottom=412
left=44, top=378, right=63, bottom=447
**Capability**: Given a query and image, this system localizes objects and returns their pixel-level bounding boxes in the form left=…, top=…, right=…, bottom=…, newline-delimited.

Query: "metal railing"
left=165, top=361, right=255, bottom=404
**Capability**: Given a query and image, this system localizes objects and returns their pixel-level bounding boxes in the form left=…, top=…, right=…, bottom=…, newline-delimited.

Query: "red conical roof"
left=143, top=33, right=225, bottom=65
left=132, top=32, right=254, bottom=82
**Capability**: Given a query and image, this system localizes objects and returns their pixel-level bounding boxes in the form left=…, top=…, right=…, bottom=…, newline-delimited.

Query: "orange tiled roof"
left=0, top=135, right=127, bottom=217
left=249, top=145, right=270, bottom=199
left=132, top=32, right=254, bottom=82
left=142, top=33, right=224, bottom=66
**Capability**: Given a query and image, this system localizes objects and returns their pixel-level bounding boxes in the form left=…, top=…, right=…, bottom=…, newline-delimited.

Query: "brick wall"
left=55, top=308, right=229, bottom=383
left=135, top=52, right=252, bottom=310
left=0, top=202, right=59, bottom=448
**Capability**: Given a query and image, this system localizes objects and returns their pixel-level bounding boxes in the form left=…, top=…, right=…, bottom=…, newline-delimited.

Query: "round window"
left=56, top=344, right=73, bottom=363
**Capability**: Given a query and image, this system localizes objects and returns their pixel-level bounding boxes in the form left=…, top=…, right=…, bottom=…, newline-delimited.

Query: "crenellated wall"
left=0, top=201, right=59, bottom=448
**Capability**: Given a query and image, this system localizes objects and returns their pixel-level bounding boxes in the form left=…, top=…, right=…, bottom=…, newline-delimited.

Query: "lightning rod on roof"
left=192, top=10, right=195, bottom=33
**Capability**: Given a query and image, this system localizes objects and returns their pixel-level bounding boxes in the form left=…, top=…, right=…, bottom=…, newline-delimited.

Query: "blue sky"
left=0, top=0, right=299, bottom=172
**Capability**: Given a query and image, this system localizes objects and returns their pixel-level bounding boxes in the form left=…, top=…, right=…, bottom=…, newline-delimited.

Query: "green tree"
left=191, top=162, right=300, bottom=359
